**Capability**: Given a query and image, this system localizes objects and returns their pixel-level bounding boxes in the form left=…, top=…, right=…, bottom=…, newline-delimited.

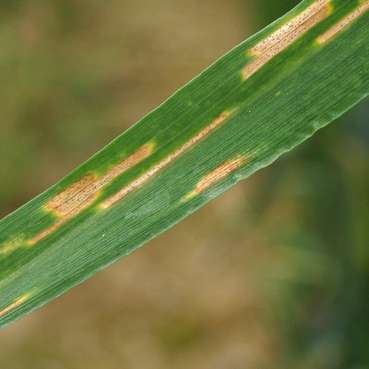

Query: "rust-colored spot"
left=181, top=155, right=247, bottom=202
left=317, top=0, right=369, bottom=44
left=27, top=142, right=154, bottom=245
left=100, top=111, right=235, bottom=209
left=0, top=293, right=30, bottom=318
left=242, top=0, right=332, bottom=80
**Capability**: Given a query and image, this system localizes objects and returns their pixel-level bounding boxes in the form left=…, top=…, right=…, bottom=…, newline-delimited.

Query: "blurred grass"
left=0, top=1, right=368, bottom=369
left=250, top=1, right=369, bottom=367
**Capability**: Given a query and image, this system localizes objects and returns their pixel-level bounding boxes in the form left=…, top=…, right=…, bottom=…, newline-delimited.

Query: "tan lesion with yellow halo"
left=5, top=0, right=369, bottom=249
left=100, top=110, right=236, bottom=210
left=242, top=0, right=333, bottom=80
left=0, top=293, right=31, bottom=319
left=27, top=109, right=236, bottom=244
left=317, top=0, right=369, bottom=44
left=181, top=155, right=247, bottom=202
left=27, top=142, right=155, bottom=245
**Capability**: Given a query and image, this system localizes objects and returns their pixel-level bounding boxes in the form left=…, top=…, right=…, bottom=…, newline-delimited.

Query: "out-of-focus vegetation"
left=0, top=1, right=368, bottom=369
left=252, top=2, right=369, bottom=368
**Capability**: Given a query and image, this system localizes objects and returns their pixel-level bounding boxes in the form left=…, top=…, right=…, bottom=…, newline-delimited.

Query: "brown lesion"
left=46, top=173, right=100, bottom=218
left=242, top=0, right=332, bottom=80
left=100, top=110, right=235, bottom=210
left=27, top=142, right=155, bottom=245
left=317, top=0, right=369, bottom=44
left=181, top=155, right=247, bottom=202
left=27, top=110, right=236, bottom=241
left=27, top=220, right=67, bottom=246
left=0, top=293, right=30, bottom=318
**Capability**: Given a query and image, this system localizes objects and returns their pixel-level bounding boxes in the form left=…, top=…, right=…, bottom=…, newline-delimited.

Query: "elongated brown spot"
left=100, top=111, right=235, bottom=209
left=27, top=142, right=154, bottom=245
left=242, top=0, right=332, bottom=80
left=0, top=293, right=30, bottom=318
left=181, top=155, right=247, bottom=202
left=317, top=0, right=369, bottom=44
left=27, top=221, right=65, bottom=246
left=47, top=173, right=100, bottom=218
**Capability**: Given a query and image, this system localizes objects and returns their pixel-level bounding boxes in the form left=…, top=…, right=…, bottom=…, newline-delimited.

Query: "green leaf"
left=1, top=0, right=368, bottom=328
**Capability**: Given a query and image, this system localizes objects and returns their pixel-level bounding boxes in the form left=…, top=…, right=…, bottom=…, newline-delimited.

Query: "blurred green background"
left=0, top=1, right=368, bottom=368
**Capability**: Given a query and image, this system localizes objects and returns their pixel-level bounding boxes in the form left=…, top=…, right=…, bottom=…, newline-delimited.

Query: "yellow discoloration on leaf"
left=0, top=238, right=24, bottom=256
left=0, top=293, right=30, bottom=318
left=317, top=0, right=369, bottom=44
left=181, top=155, right=247, bottom=202
left=100, top=111, right=235, bottom=210
left=28, top=142, right=155, bottom=245
left=242, top=0, right=332, bottom=80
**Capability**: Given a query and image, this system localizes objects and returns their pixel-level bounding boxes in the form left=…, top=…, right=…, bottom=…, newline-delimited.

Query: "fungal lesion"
left=46, top=173, right=100, bottom=218
left=27, top=142, right=155, bottom=245
left=242, top=0, right=333, bottom=80
left=181, top=155, right=247, bottom=202
left=0, top=293, right=30, bottom=318
left=0, top=237, right=24, bottom=256
left=317, top=0, right=369, bottom=44
left=27, top=109, right=237, bottom=242
left=100, top=110, right=236, bottom=210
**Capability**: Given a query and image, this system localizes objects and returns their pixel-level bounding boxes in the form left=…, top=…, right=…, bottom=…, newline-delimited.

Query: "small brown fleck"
left=100, top=111, right=235, bottom=209
left=0, top=293, right=30, bottom=318
left=242, top=0, right=332, bottom=80
left=317, top=0, right=369, bottom=44
left=182, top=155, right=247, bottom=202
